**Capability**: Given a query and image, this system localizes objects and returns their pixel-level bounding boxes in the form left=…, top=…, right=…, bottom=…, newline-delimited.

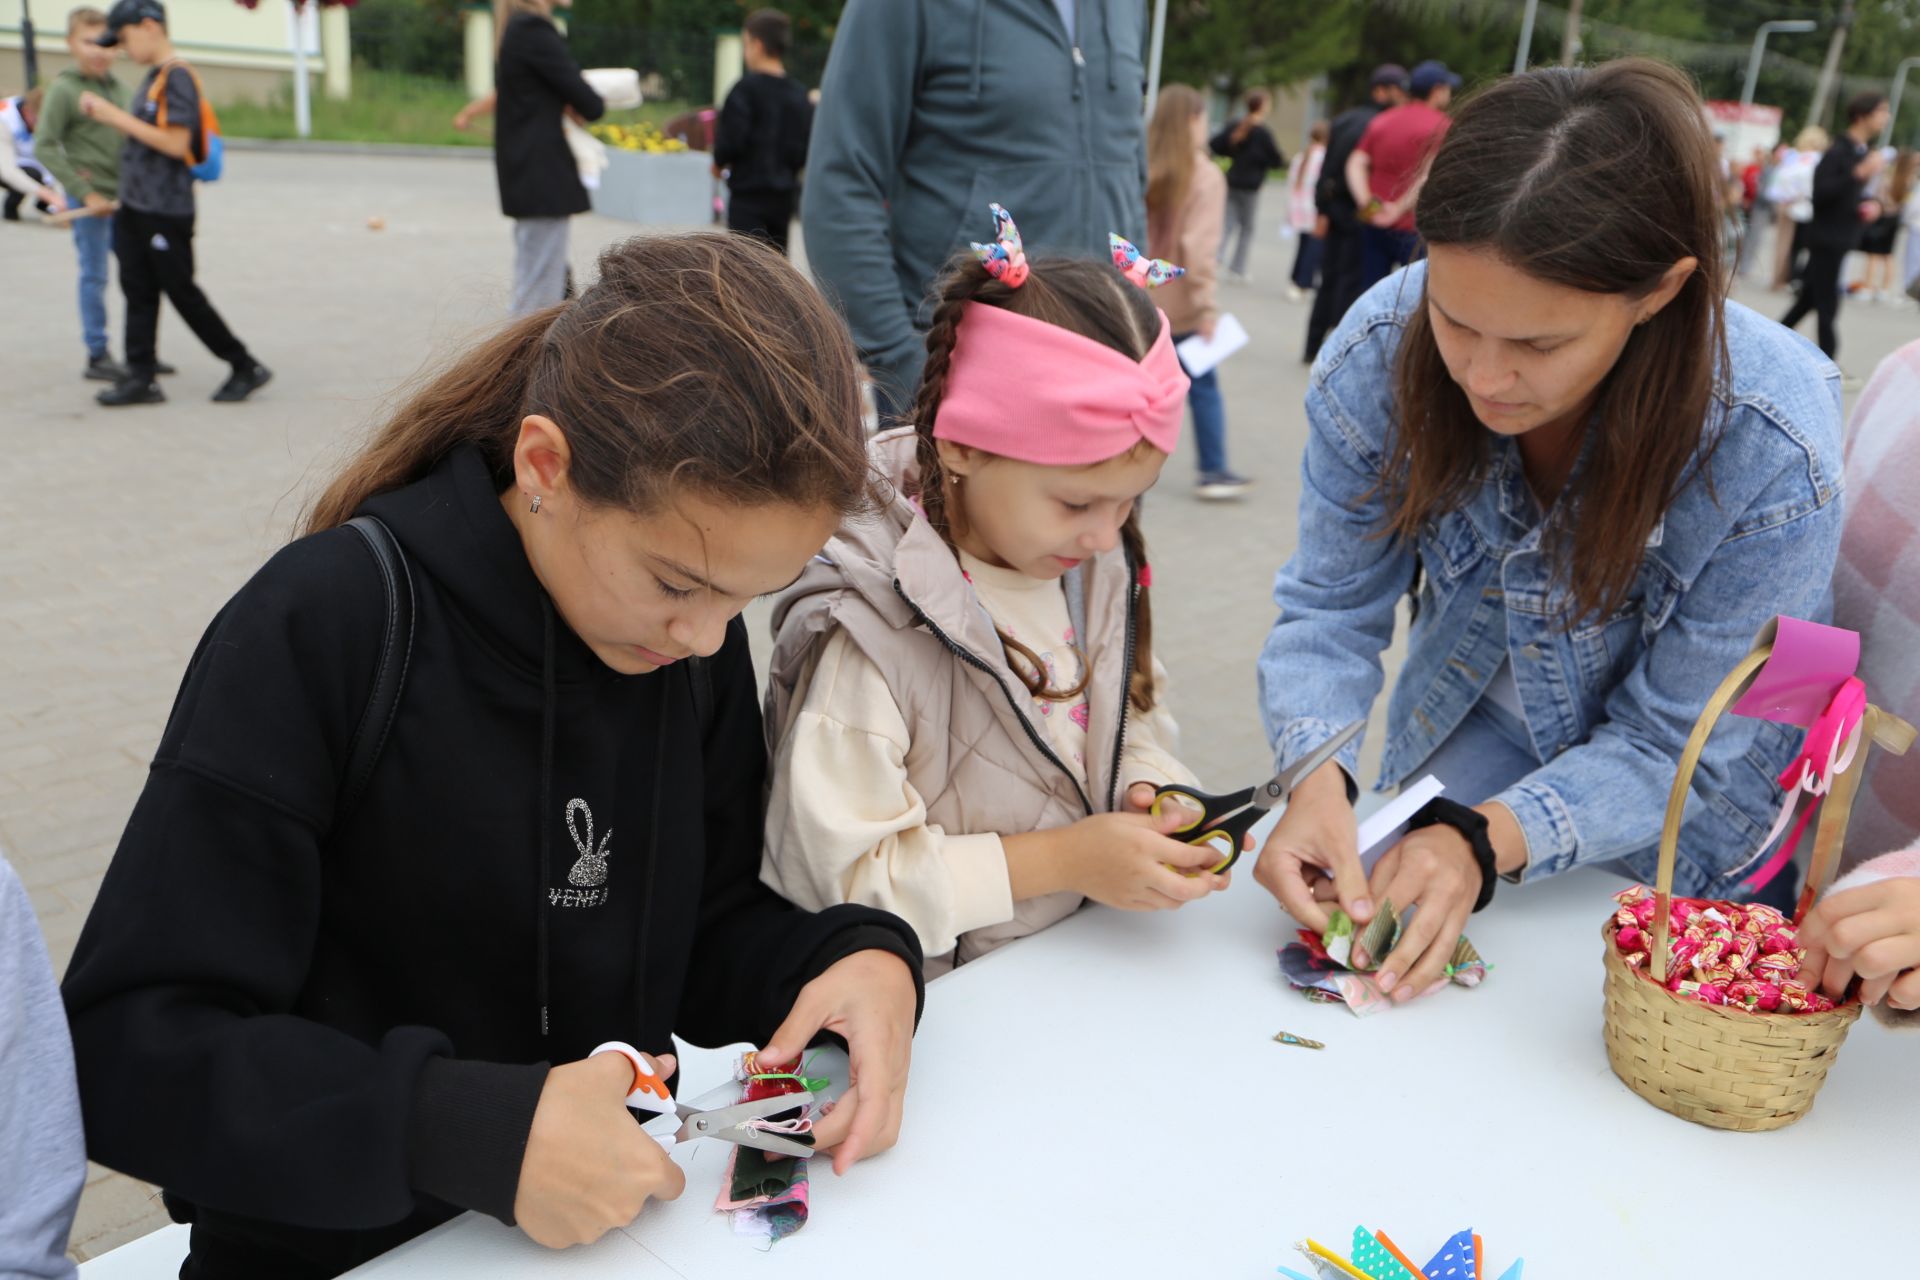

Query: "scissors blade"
left=674, top=1090, right=817, bottom=1155
left=1259, top=719, right=1366, bottom=808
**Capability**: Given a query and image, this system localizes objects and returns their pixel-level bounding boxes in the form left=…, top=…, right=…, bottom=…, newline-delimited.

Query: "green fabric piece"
left=728, top=1142, right=799, bottom=1203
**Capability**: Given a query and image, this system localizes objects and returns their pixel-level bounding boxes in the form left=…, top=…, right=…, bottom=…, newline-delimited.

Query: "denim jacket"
left=1259, top=263, right=1845, bottom=896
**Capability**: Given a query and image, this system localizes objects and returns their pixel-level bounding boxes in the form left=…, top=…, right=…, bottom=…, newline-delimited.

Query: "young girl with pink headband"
left=761, top=206, right=1230, bottom=973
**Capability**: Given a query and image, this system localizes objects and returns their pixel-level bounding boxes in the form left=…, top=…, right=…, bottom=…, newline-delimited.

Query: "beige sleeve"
left=760, top=629, right=1015, bottom=959
left=1179, top=169, right=1225, bottom=329
left=1117, top=656, right=1202, bottom=797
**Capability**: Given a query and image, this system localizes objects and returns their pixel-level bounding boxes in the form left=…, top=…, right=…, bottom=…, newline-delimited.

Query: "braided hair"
left=905, top=252, right=1164, bottom=712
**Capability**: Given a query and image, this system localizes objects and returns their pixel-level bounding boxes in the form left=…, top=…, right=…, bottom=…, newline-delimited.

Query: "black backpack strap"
left=340, top=516, right=415, bottom=823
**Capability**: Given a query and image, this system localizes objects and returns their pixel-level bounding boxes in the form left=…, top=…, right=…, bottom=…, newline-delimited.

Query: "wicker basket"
left=1599, top=636, right=1909, bottom=1132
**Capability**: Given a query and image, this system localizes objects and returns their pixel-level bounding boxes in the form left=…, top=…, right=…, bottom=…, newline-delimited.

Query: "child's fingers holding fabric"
left=760, top=948, right=916, bottom=1175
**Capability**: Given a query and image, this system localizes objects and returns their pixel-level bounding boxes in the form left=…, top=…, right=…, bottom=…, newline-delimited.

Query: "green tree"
left=1163, top=0, right=1364, bottom=96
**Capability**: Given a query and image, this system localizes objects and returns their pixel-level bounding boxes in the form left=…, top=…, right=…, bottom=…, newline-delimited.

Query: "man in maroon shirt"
left=1347, top=59, right=1459, bottom=291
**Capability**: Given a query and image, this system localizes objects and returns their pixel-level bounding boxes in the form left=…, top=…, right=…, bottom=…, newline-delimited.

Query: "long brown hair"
left=1889, top=149, right=1918, bottom=209
left=305, top=233, right=871, bottom=535
left=1389, top=58, right=1729, bottom=624
left=907, top=254, right=1165, bottom=712
left=1146, top=83, right=1206, bottom=231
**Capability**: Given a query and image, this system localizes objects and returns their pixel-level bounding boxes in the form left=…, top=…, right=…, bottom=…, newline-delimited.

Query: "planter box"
left=591, top=149, right=715, bottom=226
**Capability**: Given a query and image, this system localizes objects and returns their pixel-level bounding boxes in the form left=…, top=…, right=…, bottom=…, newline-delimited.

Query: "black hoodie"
left=61, top=445, right=923, bottom=1278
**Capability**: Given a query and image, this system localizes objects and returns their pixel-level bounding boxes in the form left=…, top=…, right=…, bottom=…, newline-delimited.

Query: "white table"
left=349, top=867, right=1913, bottom=1277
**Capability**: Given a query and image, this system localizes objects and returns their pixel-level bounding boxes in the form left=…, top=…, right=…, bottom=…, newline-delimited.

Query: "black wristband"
left=1408, top=796, right=1497, bottom=913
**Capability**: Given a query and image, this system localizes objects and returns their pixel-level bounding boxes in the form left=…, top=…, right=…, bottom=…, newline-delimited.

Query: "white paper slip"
left=1174, top=312, right=1250, bottom=377
left=1355, top=775, right=1445, bottom=873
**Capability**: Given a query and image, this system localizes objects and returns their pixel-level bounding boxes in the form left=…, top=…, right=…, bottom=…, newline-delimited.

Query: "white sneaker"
left=1197, top=471, right=1253, bottom=501
left=1286, top=286, right=1305, bottom=302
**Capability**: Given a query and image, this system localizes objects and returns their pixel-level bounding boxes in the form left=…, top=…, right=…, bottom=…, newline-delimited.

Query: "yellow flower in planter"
left=589, top=122, right=690, bottom=154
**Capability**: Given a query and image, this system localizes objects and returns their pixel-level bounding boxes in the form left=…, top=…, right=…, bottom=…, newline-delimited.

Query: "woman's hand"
left=758, top=949, right=917, bottom=1175
left=514, top=1050, right=686, bottom=1248
left=1365, top=825, right=1482, bottom=1003
left=1799, top=878, right=1920, bottom=1009
left=1252, top=761, right=1365, bottom=931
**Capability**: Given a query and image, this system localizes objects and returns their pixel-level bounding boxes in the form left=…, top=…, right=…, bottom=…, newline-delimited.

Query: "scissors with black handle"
left=1150, top=719, right=1366, bottom=874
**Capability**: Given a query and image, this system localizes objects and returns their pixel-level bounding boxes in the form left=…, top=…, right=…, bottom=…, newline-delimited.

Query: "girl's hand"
left=1365, top=826, right=1481, bottom=1003
left=1252, top=761, right=1365, bottom=932
left=759, top=949, right=916, bottom=1175
left=514, top=1050, right=686, bottom=1248
left=1057, top=808, right=1232, bottom=909
left=1799, top=878, right=1920, bottom=1008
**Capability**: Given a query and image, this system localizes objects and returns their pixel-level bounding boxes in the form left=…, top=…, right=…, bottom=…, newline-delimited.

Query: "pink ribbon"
left=932, top=302, right=1188, bottom=466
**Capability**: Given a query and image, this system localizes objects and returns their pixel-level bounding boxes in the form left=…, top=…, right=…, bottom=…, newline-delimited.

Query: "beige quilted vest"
left=765, top=429, right=1142, bottom=971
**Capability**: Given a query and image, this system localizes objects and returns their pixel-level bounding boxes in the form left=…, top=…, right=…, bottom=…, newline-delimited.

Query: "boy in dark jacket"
left=713, top=8, right=812, bottom=256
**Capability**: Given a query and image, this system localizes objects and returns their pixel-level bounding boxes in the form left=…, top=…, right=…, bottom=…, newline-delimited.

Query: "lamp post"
left=1513, top=0, right=1539, bottom=75
left=1741, top=19, right=1818, bottom=122
left=20, top=0, right=38, bottom=90
left=1145, top=0, right=1167, bottom=119
left=1884, top=57, right=1920, bottom=149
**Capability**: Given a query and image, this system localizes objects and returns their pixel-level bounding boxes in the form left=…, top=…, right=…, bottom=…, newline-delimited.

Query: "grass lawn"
left=217, top=67, right=694, bottom=148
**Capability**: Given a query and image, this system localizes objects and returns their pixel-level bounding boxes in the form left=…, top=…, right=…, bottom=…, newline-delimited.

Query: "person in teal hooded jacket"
left=802, top=0, right=1150, bottom=420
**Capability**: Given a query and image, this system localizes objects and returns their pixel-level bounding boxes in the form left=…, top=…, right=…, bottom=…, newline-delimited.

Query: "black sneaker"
left=85, top=355, right=127, bottom=383
left=96, top=378, right=166, bottom=407
left=154, top=360, right=177, bottom=376
left=212, top=363, right=272, bottom=403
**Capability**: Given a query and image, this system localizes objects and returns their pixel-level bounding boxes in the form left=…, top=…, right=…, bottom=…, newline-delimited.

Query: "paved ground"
left=5, top=148, right=1916, bottom=1262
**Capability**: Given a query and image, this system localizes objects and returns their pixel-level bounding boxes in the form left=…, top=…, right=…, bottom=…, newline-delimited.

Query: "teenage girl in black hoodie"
left=61, top=233, right=924, bottom=1278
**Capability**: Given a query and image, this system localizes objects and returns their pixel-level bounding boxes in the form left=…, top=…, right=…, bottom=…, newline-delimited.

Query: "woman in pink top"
left=1806, top=339, right=1920, bottom=1027
left=1286, top=120, right=1329, bottom=301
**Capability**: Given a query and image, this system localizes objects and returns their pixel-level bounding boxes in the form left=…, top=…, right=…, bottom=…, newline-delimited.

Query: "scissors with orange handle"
left=589, top=1041, right=816, bottom=1157
left=1150, top=719, right=1365, bottom=874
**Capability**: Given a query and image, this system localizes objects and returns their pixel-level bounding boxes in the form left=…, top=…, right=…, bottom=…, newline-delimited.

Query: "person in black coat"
left=1210, top=90, right=1285, bottom=282
left=62, top=234, right=924, bottom=1280
left=1303, top=64, right=1407, bottom=363
left=493, top=0, right=604, bottom=316
left=1780, top=92, right=1891, bottom=362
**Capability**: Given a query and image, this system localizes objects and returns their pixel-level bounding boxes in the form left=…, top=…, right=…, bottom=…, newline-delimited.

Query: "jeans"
left=69, top=199, right=112, bottom=359
left=1780, top=242, right=1845, bottom=359
left=510, top=216, right=570, bottom=317
left=1290, top=232, right=1322, bottom=290
left=1359, top=225, right=1420, bottom=293
left=1416, top=695, right=1800, bottom=910
left=113, top=205, right=252, bottom=378
left=727, top=190, right=796, bottom=256
left=1174, top=337, right=1227, bottom=475
left=1220, top=188, right=1260, bottom=277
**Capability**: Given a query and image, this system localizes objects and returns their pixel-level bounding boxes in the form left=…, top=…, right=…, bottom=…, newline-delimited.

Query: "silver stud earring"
left=529, top=494, right=543, bottom=514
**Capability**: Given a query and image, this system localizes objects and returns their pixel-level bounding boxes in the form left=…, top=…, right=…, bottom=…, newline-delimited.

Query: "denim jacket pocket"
left=1421, top=510, right=1486, bottom=584
left=1566, top=565, right=1681, bottom=691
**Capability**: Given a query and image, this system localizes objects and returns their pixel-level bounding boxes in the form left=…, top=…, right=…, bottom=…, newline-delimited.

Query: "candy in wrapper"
left=1616, top=926, right=1645, bottom=953
left=1622, top=949, right=1648, bottom=969
left=1808, top=992, right=1837, bottom=1013
left=1761, top=926, right=1798, bottom=955
left=1754, top=951, right=1799, bottom=979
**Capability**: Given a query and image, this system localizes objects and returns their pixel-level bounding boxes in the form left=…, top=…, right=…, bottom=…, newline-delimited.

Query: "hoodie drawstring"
left=969, top=0, right=986, bottom=102
left=536, top=596, right=557, bottom=1037
left=1104, top=0, right=1117, bottom=91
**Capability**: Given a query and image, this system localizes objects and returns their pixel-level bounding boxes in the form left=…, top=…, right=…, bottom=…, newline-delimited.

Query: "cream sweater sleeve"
left=1116, top=656, right=1202, bottom=796
left=761, top=628, right=1016, bottom=959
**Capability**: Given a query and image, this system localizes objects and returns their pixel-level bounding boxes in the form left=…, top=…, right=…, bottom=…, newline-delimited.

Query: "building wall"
left=1, top=0, right=328, bottom=103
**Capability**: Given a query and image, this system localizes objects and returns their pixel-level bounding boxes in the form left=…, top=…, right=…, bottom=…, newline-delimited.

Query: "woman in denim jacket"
left=1254, top=60, right=1844, bottom=1004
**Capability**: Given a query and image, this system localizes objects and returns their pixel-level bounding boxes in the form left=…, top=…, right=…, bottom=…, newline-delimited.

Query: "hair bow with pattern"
left=970, top=203, right=1030, bottom=288
left=1109, top=233, right=1185, bottom=289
